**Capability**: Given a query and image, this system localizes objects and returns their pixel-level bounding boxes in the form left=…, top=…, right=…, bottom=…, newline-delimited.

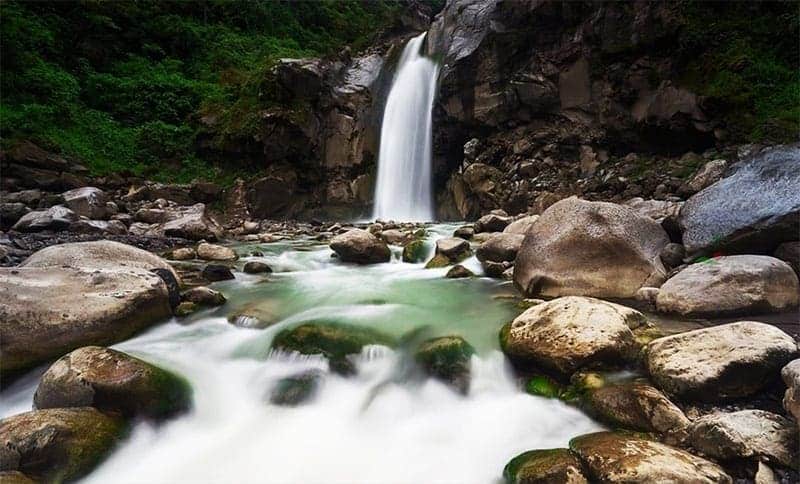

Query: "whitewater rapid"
left=373, top=33, right=439, bottom=222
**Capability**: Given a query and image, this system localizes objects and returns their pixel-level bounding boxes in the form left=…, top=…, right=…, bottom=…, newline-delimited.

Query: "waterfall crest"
left=373, top=33, right=439, bottom=222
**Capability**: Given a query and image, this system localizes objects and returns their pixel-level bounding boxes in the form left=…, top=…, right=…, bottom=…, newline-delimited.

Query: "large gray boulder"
left=569, top=432, right=731, bottom=483
left=62, top=187, right=108, bottom=219
left=34, top=346, right=191, bottom=419
left=679, top=144, right=800, bottom=256
left=11, top=205, right=77, bottom=232
left=687, top=410, right=798, bottom=469
left=501, top=296, right=645, bottom=376
left=514, top=197, right=670, bottom=298
left=645, top=321, right=798, bottom=401
left=0, top=408, right=126, bottom=482
left=155, top=203, right=224, bottom=241
left=476, top=232, right=524, bottom=263
left=655, top=255, right=799, bottom=316
left=330, top=229, right=390, bottom=264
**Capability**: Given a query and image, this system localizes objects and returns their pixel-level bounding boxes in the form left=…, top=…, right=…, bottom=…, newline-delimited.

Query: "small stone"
left=243, top=261, right=273, bottom=274
left=202, top=264, right=235, bottom=282
left=659, top=243, right=685, bottom=269
left=269, top=370, right=323, bottom=406
left=170, top=247, right=196, bottom=260
left=182, top=286, right=226, bottom=306
left=197, top=242, right=237, bottom=261
left=445, top=265, right=473, bottom=278
left=175, top=301, right=197, bottom=317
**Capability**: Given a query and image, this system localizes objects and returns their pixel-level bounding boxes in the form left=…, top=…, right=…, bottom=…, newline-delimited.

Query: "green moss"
left=414, top=336, right=475, bottom=392
left=502, top=448, right=583, bottom=484
left=424, top=253, right=451, bottom=269
left=402, top=239, right=427, bottom=263
left=525, top=375, right=562, bottom=399
left=271, top=322, right=395, bottom=360
left=147, top=365, right=194, bottom=419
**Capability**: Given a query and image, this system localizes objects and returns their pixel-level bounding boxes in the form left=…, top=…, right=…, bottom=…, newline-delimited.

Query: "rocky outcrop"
left=569, top=432, right=731, bottom=483
left=0, top=407, right=126, bottom=482
left=513, top=198, right=669, bottom=298
left=645, top=321, right=799, bottom=401
left=655, top=256, right=799, bottom=316
left=34, top=346, right=192, bottom=419
left=500, top=296, right=645, bottom=376
left=414, top=336, right=475, bottom=394
left=679, top=144, right=800, bottom=256
left=503, top=448, right=589, bottom=484
left=330, top=229, right=391, bottom=264
left=687, top=410, right=798, bottom=469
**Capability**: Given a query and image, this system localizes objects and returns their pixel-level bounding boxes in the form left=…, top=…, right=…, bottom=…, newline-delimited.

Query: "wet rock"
left=197, top=242, right=237, bottom=261
left=782, top=359, right=800, bottom=427
left=655, top=256, right=799, bottom=316
left=380, top=229, right=414, bottom=246
left=680, top=159, right=728, bottom=195
left=170, top=247, right=196, bottom=260
left=425, top=253, right=451, bottom=269
left=569, top=432, right=731, bottom=483
left=445, top=264, right=474, bottom=278
left=243, top=261, right=272, bottom=274
left=271, top=322, right=394, bottom=374
left=475, top=212, right=512, bottom=233
left=679, top=144, right=800, bottom=256
left=659, top=243, right=685, bottom=269
left=269, top=370, right=323, bottom=406
left=503, top=215, right=539, bottom=235
left=585, top=382, right=690, bottom=440
left=514, top=197, right=669, bottom=298
left=503, top=448, right=588, bottom=484
left=774, top=241, right=800, bottom=275
left=62, top=187, right=107, bottom=219
left=182, top=286, right=226, bottom=306
left=330, top=229, right=390, bottom=264
left=134, top=208, right=167, bottom=224
left=634, top=287, right=660, bottom=306
left=476, top=233, right=524, bottom=263
left=687, top=410, right=798, bottom=468
left=0, top=471, right=36, bottom=484
left=500, top=296, right=645, bottom=376
left=453, top=225, right=474, bottom=239
left=0, top=203, right=30, bottom=230
left=159, top=203, right=224, bottom=241
left=402, top=239, right=427, bottom=263
left=201, top=264, right=235, bottom=282
left=11, top=205, right=78, bottom=232
left=484, top=260, right=512, bottom=278
left=435, top=237, right=471, bottom=262
left=645, top=321, right=798, bottom=401
left=34, top=346, right=192, bottom=419
left=175, top=301, right=197, bottom=317
left=0, top=407, right=126, bottom=482
left=414, top=336, right=475, bottom=393
left=69, top=219, right=128, bottom=236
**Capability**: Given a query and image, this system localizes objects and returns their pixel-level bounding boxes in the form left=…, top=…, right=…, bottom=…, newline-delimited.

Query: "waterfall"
left=373, top=33, right=439, bottom=222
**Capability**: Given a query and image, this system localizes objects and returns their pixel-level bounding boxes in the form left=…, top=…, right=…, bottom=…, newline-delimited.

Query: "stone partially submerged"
left=330, top=229, right=391, bottom=264
left=503, top=448, right=588, bottom=484
left=514, top=197, right=669, bottom=298
left=414, top=336, right=475, bottom=394
left=645, top=321, right=798, bottom=401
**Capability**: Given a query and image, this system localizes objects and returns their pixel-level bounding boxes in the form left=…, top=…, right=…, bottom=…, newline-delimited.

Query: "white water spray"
left=373, top=33, right=439, bottom=222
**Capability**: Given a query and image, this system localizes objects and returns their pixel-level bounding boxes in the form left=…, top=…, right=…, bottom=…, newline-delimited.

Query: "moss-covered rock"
left=271, top=322, right=394, bottom=374
left=269, top=370, right=323, bottom=406
left=425, top=253, right=451, bottom=269
left=175, top=301, right=198, bottom=317
left=414, top=336, right=475, bottom=394
left=525, top=375, right=563, bottom=399
left=503, top=448, right=588, bottom=484
left=0, top=407, right=127, bottom=483
left=445, top=264, right=474, bottom=278
left=34, top=346, right=192, bottom=420
left=0, top=472, right=36, bottom=484
left=402, top=239, right=427, bottom=263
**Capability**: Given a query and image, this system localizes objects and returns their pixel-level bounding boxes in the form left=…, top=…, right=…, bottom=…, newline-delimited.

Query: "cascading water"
left=373, top=33, right=439, bottom=222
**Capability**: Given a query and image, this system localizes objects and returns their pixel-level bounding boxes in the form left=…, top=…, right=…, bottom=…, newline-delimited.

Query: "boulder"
left=380, top=229, right=414, bottom=246
left=774, top=241, right=800, bottom=275
left=514, top=197, right=669, bottom=298
left=475, top=212, right=512, bottom=233
left=202, top=264, right=234, bottom=282
left=585, top=382, right=690, bottom=439
left=269, top=370, right=324, bottom=406
left=503, top=215, right=539, bottom=235
left=655, top=256, right=799, bottom=316
left=569, top=432, right=731, bottom=483
left=33, top=346, right=191, bottom=419
left=182, top=286, right=226, bottom=306
left=687, top=410, right=798, bottom=468
left=69, top=219, right=128, bottom=236
left=402, top=239, right=427, bottom=263
left=196, top=242, right=237, bottom=261
left=0, top=266, right=173, bottom=372
left=243, top=261, right=272, bottom=274
left=659, top=243, right=685, bottom=269
left=425, top=253, right=452, bottom=269
left=782, top=359, right=800, bottom=426
left=476, top=233, right=524, bottom=263
left=680, top=159, right=728, bottom=195
left=445, top=265, right=474, bottom=278
left=3, top=189, right=43, bottom=206
left=170, top=247, right=196, bottom=260
left=134, top=208, right=167, bottom=224
left=0, top=203, right=30, bottom=230
left=0, top=408, right=126, bottom=482
left=500, top=296, right=645, bottom=376
left=158, top=203, right=223, bottom=241
left=645, top=321, right=798, bottom=401
left=11, top=205, right=77, bottom=232
left=414, top=336, right=475, bottom=394
left=503, top=448, right=588, bottom=484
left=61, top=187, right=107, bottom=219
left=453, top=225, right=474, bottom=239
left=7, top=141, right=69, bottom=171
left=330, top=229, right=391, bottom=264
left=435, top=237, right=472, bottom=262
left=679, top=144, right=800, bottom=256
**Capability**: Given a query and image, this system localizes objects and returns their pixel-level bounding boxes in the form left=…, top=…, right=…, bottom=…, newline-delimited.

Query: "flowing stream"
left=373, top=33, right=439, bottom=222
left=0, top=226, right=603, bottom=483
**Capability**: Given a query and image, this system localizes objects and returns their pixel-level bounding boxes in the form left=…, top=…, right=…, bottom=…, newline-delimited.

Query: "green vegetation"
left=678, top=1, right=799, bottom=142
left=0, top=1, right=401, bottom=182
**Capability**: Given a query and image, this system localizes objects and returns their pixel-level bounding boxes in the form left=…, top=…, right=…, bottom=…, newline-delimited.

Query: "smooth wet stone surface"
left=503, top=448, right=588, bottom=484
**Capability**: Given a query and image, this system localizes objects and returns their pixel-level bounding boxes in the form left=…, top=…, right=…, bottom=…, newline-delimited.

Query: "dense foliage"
left=0, top=0, right=401, bottom=182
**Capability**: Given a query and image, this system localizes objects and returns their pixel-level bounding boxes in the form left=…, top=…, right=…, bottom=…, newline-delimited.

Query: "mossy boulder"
left=402, top=239, right=427, bottom=263
left=271, top=322, right=394, bottom=374
left=34, top=346, right=192, bottom=420
left=414, top=336, right=475, bottom=394
left=525, top=375, right=563, bottom=399
left=269, top=370, right=323, bottom=406
left=0, top=407, right=127, bottom=483
left=445, top=264, right=474, bottom=278
left=503, top=448, right=588, bottom=484
left=425, top=253, right=451, bottom=269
